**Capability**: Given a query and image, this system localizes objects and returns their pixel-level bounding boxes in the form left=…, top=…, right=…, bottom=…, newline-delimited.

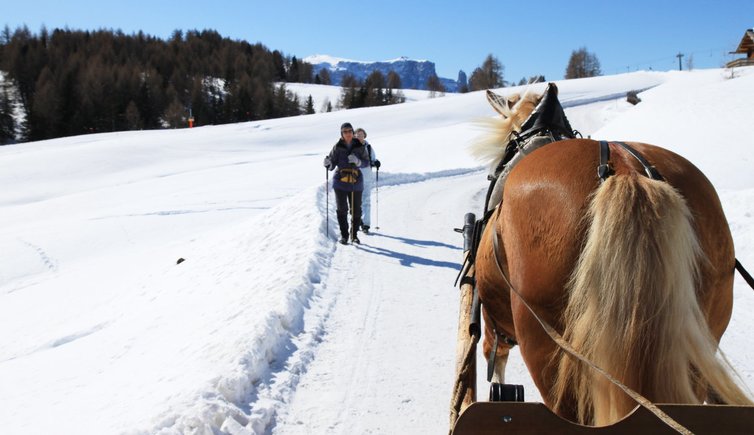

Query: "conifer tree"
left=0, top=81, right=16, bottom=144
left=305, top=95, right=315, bottom=114
left=29, top=66, right=61, bottom=140
left=339, top=74, right=360, bottom=109
left=125, top=101, right=141, bottom=130
left=272, top=50, right=287, bottom=82
left=288, top=56, right=300, bottom=83
left=164, top=98, right=186, bottom=128
left=317, top=68, right=332, bottom=85
left=364, top=71, right=386, bottom=106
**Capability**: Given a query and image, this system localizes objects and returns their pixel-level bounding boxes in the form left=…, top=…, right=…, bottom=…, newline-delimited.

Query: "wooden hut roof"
left=731, top=28, right=754, bottom=54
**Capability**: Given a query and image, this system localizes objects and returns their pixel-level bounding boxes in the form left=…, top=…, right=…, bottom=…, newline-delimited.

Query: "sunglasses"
left=342, top=129, right=354, bottom=134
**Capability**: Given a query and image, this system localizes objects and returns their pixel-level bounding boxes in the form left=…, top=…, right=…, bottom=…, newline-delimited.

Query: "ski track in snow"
left=150, top=168, right=486, bottom=435
left=252, top=171, right=541, bottom=435
left=240, top=170, right=486, bottom=434
left=264, top=173, right=477, bottom=435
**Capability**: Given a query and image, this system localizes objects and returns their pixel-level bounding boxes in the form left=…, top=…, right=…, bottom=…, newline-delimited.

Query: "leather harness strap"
left=599, top=140, right=663, bottom=182
left=597, top=140, right=665, bottom=182
left=614, top=141, right=665, bottom=181
left=598, top=140, right=612, bottom=181
left=735, top=259, right=754, bottom=290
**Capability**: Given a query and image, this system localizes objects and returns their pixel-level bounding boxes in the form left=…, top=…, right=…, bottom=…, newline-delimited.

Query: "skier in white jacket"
left=355, top=128, right=380, bottom=234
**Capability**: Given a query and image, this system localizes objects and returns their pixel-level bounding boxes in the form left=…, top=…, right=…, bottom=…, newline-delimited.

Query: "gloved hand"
left=323, top=156, right=332, bottom=169
left=373, top=159, right=381, bottom=169
left=347, top=154, right=361, bottom=166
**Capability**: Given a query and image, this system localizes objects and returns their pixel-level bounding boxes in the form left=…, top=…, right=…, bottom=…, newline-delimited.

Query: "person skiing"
left=323, top=122, right=370, bottom=245
left=355, top=128, right=380, bottom=234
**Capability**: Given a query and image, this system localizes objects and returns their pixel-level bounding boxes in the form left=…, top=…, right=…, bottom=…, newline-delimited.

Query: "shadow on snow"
left=356, top=233, right=461, bottom=270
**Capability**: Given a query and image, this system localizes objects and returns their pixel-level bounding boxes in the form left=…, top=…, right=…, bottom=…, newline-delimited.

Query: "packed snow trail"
left=250, top=173, right=536, bottom=435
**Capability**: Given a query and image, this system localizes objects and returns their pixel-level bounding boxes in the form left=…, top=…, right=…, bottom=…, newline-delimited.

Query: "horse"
left=469, top=84, right=753, bottom=426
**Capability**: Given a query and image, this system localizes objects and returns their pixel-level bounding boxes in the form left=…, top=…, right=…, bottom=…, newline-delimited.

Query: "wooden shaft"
left=450, top=260, right=477, bottom=429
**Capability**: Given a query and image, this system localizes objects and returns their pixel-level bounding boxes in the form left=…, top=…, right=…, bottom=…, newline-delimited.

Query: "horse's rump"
left=478, top=138, right=751, bottom=425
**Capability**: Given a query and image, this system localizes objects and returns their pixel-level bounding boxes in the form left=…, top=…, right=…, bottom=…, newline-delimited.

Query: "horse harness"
left=597, top=140, right=664, bottom=182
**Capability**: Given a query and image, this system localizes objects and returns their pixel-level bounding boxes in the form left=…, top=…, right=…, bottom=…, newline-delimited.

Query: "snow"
left=303, top=54, right=363, bottom=65
left=1, top=67, right=754, bottom=434
left=282, top=82, right=442, bottom=114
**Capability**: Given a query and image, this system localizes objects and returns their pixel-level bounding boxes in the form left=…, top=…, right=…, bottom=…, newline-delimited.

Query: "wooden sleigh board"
left=451, top=402, right=754, bottom=435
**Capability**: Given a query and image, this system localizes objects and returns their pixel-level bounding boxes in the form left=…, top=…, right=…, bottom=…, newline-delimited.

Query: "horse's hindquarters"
left=479, top=139, right=744, bottom=425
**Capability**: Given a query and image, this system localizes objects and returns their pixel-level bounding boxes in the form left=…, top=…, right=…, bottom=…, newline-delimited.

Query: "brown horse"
left=471, top=87, right=752, bottom=426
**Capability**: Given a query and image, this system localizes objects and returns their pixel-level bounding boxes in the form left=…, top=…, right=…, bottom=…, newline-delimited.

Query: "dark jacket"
left=326, top=138, right=370, bottom=192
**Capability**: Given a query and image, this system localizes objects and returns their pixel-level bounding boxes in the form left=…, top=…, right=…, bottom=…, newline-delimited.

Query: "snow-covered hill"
left=282, top=82, right=442, bottom=114
left=1, top=68, right=753, bottom=434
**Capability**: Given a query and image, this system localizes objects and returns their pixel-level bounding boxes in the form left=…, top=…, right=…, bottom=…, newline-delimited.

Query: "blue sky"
left=3, top=0, right=752, bottom=84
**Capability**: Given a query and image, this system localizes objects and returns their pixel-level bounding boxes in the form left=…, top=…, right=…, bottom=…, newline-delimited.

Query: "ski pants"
left=334, top=188, right=362, bottom=238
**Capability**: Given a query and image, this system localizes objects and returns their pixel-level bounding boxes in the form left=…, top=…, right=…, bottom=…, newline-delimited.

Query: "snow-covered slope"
left=282, top=82, right=441, bottom=114
left=1, top=68, right=753, bottom=434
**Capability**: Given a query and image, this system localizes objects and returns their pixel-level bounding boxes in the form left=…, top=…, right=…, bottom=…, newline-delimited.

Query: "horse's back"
left=504, top=138, right=734, bottom=318
left=505, top=138, right=733, bottom=281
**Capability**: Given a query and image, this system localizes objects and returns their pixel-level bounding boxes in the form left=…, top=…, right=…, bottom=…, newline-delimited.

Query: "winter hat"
left=340, top=122, right=353, bottom=132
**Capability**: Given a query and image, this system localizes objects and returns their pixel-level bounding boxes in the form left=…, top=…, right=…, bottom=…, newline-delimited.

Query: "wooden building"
left=726, top=28, right=754, bottom=68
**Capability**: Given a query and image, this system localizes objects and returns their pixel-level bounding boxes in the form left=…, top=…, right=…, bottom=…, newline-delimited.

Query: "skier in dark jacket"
left=323, top=122, right=370, bottom=245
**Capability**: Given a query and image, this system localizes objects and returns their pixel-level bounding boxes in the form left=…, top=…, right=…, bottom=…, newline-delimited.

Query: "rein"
left=735, top=259, right=754, bottom=290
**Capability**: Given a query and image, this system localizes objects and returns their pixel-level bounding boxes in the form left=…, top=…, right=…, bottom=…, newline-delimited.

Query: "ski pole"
left=350, top=189, right=356, bottom=241
left=325, top=167, right=329, bottom=236
left=375, top=168, right=379, bottom=230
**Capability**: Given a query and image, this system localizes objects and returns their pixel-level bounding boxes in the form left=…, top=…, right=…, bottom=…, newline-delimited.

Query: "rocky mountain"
left=304, top=55, right=461, bottom=92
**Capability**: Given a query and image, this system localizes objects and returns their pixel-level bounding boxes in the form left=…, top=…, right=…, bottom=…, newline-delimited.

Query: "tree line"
left=338, top=70, right=406, bottom=109
left=0, top=26, right=320, bottom=143
left=0, top=24, right=604, bottom=145
left=462, top=48, right=602, bottom=92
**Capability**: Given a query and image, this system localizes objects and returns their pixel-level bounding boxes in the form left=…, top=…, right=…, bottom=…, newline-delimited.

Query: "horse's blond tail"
left=552, top=173, right=752, bottom=426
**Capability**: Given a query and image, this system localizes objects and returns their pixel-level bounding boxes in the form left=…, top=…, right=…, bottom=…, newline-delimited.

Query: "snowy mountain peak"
left=304, top=54, right=425, bottom=66
left=305, top=54, right=456, bottom=91
left=303, top=54, right=365, bottom=65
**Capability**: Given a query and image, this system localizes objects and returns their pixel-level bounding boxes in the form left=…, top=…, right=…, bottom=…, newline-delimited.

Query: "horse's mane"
left=469, top=89, right=542, bottom=170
